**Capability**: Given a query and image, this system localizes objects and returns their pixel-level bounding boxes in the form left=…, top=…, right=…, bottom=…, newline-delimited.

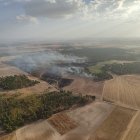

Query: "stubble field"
left=103, top=75, right=140, bottom=109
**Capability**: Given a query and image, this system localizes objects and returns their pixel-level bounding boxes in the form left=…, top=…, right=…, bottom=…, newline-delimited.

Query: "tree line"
left=0, top=75, right=39, bottom=90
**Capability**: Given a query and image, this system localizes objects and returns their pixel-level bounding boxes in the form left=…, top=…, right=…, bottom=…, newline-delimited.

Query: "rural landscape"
left=0, top=40, right=140, bottom=140
left=1, top=0, right=140, bottom=140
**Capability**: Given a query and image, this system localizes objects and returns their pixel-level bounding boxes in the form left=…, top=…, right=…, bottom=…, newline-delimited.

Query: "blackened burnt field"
left=8, top=46, right=140, bottom=89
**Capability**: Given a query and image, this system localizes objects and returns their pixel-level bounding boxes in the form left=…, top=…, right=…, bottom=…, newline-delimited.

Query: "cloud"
left=80, top=0, right=140, bottom=21
left=16, top=15, right=39, bottom=24
left=24, top=0, right=82, bottom=18
left=1, top=0, right=140, bottom=21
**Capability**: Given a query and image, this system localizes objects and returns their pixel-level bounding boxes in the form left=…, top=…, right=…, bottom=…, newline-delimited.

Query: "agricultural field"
left=0, top=102, right=115, bottom=140
left=103, top=75, right=140, bottom=109
left=63, top=76, right=104, bottom=99
left=0, top=45, right=140, bottom=140
left=122, top=111, right=140, bottom=140
left=48, top=113, right=77, bottom=135
left=0, top=102, right=139, bottom=140
left=63, top=102, right=115, bottom=140
left=0, top=91, right=94, bottom=133
left=0, top=120, right=60, bottom=140
left=89, top=106, right=136, bottom=140
left=15, top=120, right=59, bottom=140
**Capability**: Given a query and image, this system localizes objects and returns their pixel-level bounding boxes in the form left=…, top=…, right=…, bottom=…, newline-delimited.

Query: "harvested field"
left=89, top=106, right=136, bottom=140
left=103, top=75, right=140, bottom=109
left=122, top=111, right=140, bottom=140
left=16, top=120, right=60, bottom=140
left=48, top=113, right=77, bottom=135
left=63, top=76, right=104, bottom=99
left=62, top=102, right=114, bottom=140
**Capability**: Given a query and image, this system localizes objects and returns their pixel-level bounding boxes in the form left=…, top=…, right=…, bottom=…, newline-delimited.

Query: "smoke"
left=0, top=42, right=93, bottom=79
left=9, top=50, right=91, bottom=78
left=63, top=66, right=93, bottom=78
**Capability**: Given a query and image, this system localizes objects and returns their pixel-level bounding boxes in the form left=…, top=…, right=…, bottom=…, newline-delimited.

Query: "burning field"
left=4, top=48, right=102, bottom=97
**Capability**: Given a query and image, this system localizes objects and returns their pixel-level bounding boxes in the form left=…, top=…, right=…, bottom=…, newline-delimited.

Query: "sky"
left=0, top=0, right=140, bottom=42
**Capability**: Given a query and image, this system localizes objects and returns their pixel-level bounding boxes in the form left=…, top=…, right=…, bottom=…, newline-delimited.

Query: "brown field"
left=89, top=106, right=136, bottom=140
left=48, top=113, right=77, bottom=135
left=103, top=75, right=140, bottom=109
left=63, top=76, right=104, bottom=99
left=122, top=111, right=140, bottom=140
left=0, top=133, right=16, bottom=140
left=62, top=102, right=114, bottom=140
left=16, top=120, right=60, bottom=140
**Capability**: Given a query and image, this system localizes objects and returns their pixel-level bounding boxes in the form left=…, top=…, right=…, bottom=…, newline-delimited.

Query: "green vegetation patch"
left=0, top=75, right=40, bottom=90
left=86, top=63, right=113, bottom=81
left=86, top=60, right=139, bottom=81
left=0, top=91, right=95, bottom=132
left=88, top=65, right=103, bottom=74
left=103, top=62, right=140, bottom=75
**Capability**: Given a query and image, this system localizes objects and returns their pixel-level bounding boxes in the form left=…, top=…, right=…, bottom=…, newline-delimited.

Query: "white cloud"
left=16, top=15, right=39, bottom=24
